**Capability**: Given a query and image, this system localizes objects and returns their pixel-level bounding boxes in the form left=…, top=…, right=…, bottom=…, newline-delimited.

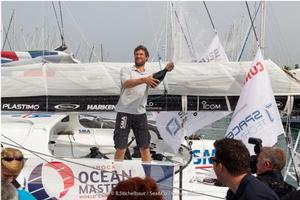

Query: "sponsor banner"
left=17, top=158, right=175, bottom=200
left=1, top=95, right=290, bottom=112
left=49, top=96, right=119, bottom=111
left=1, top=95, right=182, bottom=112
left=156, top=111, right=231, bottom=153
left=187, top=96, right=230, bottom=110
left=2, top=96, right=46, bottom=111
left=225, top=49, right=284, bottom=154
left=156, top=112, right=185, bottom=153
left=147, top=95, right=182, bottom=111
left=191, top=140, right=215, bottom=170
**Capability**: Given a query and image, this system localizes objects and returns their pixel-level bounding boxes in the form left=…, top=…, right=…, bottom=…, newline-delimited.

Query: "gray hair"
left=261, top=147, right=286, bottom=171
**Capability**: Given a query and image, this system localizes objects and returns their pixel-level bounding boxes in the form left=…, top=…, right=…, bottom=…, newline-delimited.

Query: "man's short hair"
left=214, top=138, right=250, bottom=176
left=134, top=45, right=149, bottom=57
left=260, top=147, right=286, bottom=171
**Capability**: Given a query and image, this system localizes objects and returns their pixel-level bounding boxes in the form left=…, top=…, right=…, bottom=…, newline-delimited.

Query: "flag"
left=198, top=34, right=229, bottom=62
left=156, top=112, right=185, bottom=154
left=156, top=111, right=231, bottom=153
left=225, top=49, right=284, bottom=154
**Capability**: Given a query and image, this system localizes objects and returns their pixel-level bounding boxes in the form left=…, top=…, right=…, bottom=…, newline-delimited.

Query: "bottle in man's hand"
left=153, top=68, right=168, bottom=82
left=153, top=62, right=174, bottom=82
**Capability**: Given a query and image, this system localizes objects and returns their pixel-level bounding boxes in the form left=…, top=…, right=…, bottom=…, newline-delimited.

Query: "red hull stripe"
left=195, top=165, right=213, bottom=169
left=1, top=51, right=19, bottom=61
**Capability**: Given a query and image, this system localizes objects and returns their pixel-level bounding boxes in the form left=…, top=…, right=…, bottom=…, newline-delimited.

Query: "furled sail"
left=2, top=60, right=300, bottom=112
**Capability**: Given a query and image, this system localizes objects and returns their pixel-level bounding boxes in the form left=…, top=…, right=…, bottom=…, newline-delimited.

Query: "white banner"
left=294, top=152, right=300, bottom=179
left=225, top=49, right=284, bottom=154
left=198, top=34, right=229, bottom=62
left=156, top=111, right=231, bottom=153
left=156, top=112, right=185, bottom=154
left=17, top=158, right=175, bottom=200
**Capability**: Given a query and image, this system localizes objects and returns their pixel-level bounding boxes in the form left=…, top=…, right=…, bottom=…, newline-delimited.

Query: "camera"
left=248, top=137, right=262, bottom=174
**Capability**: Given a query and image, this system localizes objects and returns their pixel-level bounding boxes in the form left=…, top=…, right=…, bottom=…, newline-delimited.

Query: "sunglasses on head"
left=1, top=156, right=24, bottom=162
left=210, top=157, right=221, bottom=164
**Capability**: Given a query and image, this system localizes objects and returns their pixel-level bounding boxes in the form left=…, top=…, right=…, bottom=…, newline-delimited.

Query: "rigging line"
left=170, top=2, right=196, bottom=60
left=237, top=1, right=262, bottom=61
left=283, top=107, right=300, bottom=185
left=150, top=28, right=164, bottom=63
left=63, top=5, right=100, bottom=61
left=158, top=53, right=168, bottom=95
left=182, top=11, right=196, bottom=58
left=245, top=1, right=260, bottom=49
left=51, top=1, right=64, bottom=44
left=203, top=1, right=216, bottom=33
left=145, top=1, right=164, bottom=61
left=75, top=43, right=81, bottom=58
left=2, top=25, right=13, bottom=51
left=268, top=6, right=290, bottom=65
left=2, top=10, right=15, bottom=51
left=89, top=45, right=95, bottom=62
left=59, top=1, right=65, bottom=42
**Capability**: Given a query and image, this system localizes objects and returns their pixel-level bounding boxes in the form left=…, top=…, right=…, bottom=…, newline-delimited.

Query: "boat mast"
left=52, top=1, right=67, bottom=51
left=2, top=10, right=15, bottom=51
left=245, top=1, right=260, bottom=50
left=236, top=2, right=262, bottom=61
left=164, top=2, right=170, bottom=61
left=260, top=0, right=266, bottom=55
left=203, top=1, right=217, bottom=34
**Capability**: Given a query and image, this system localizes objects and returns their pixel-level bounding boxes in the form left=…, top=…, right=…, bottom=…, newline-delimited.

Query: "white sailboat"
left=2, top=2, right=300, bottom=200
left=2, top=58, right=300, bottom=199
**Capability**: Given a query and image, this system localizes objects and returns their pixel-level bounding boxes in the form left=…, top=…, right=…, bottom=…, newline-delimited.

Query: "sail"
left=167, top=2, right=198, bottom=62
left=156, top=111, right=231, bottom=153
left=290, top=69, right=300, bottom=81
left=198, top=34, right=229, bottom=62
left=225, top=49, right=285, bottom=154
left=1, top=60, right=299, bottom=112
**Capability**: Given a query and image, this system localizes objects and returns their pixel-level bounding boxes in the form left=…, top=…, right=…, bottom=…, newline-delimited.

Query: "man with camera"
left=256, top=147, right=296, bottom=198
left=212, top=138, right=279, bottom=200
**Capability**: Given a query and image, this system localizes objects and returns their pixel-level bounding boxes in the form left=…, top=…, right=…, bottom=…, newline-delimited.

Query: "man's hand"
left=165, top=62, right=175, bottom=71
left=144, top=75, right=160, bottom=88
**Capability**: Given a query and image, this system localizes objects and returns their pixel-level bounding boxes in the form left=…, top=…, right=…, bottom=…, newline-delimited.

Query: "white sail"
left=156, top=111, right=231, bottom=153
left=198, top=34, right=229, bottom=62
left=2, top=60, right=299, bottom=98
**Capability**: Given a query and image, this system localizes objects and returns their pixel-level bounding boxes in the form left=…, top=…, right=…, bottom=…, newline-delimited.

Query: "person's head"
left=256, top=147, right=286, bottom=175
left=134, top=45, right=149, bottom=67
left=107, top=176, right=163, bottom=200
left=1, top=148, right=25, bottom=183
left=1, top=178, right=18, bottom=200
left=212, top=138, right=250, bottom=183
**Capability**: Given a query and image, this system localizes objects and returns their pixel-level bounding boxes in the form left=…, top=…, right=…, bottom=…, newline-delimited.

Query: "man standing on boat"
left=113, top=45, right=174, bottom=162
